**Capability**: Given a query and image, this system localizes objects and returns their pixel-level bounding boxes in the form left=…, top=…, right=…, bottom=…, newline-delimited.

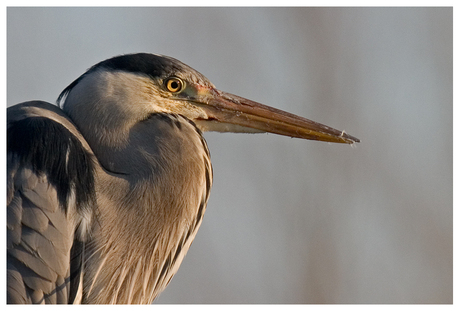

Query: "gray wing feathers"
left=7, top=101, right=97, bottom=304
left=7, top=163, right=75, bottom=304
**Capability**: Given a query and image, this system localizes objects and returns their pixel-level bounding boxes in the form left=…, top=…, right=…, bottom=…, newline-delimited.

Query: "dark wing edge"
left=7, top=102, right=96, bottom=304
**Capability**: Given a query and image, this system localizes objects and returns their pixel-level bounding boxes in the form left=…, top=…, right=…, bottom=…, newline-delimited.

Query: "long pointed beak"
left=193, top=89, right=359, bottom=144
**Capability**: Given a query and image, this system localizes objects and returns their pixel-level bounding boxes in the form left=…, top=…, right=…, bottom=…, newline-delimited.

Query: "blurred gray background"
left=7, top=7, right=452, bottom=303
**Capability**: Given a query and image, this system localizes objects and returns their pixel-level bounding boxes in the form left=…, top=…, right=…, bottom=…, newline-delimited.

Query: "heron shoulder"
left=7, top=101, right=98, bottom=303
left=8, top=101, right=96, bottom=213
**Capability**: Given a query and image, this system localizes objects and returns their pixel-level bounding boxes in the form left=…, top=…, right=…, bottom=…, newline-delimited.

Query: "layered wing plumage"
left=7, top=101, right=96, bottom=304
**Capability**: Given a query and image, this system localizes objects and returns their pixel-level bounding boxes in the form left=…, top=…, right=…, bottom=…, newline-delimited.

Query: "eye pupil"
left=166, top=78, right=183, bottom=93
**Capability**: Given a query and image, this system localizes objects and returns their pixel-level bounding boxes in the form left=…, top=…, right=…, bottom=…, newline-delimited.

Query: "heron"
left=7, top=53, right=359, bottom=304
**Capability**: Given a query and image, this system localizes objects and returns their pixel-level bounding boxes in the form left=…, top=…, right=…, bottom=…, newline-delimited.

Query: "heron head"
left=59, top=53, right=359, bottom=146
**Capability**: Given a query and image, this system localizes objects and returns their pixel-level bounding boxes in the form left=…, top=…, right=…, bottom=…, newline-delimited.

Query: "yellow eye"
left=165, top=78, right=184, bottom=93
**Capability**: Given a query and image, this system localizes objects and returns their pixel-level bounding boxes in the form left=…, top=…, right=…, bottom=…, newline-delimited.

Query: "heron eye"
left=165, top=78, right=184, bottom=93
